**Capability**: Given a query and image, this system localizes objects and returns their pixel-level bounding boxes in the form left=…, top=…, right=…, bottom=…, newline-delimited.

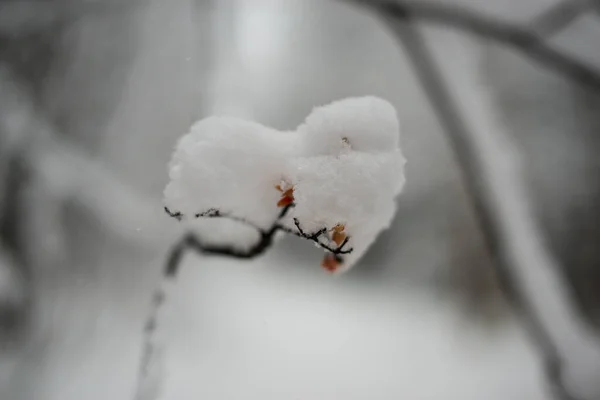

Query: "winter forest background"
left=1, top=0, right=600, bottom=399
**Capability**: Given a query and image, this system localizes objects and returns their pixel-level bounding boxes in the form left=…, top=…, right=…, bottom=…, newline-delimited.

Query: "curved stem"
left=135, top=203, right=356, bottom=398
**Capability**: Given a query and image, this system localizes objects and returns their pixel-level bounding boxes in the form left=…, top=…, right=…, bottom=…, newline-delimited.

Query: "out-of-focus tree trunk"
left=481, top=17, right=600, bottom=327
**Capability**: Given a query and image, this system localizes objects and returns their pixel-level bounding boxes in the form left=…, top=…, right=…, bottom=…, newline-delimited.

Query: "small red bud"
left=321, top=254, right=341, bottom=273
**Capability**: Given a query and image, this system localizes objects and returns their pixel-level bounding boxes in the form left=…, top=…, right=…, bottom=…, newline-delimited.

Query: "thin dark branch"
left=164, top=230, right=277, bottom=277
left=290, top=218, right=325, bottom=239
left=195, top=208, right=266, bottom=232
left=163, top=206, right=182, bottom=221
left=163, top=205, right=354, bottom=266
left=342, top=0, right=600, bottom=92
left=163, top=204, right=295, bottom=277
left=166, top=206, right=277, bottom=232
left=337, top=236, right=351, bottom=252
left=292, top=218, right=353, bottom=254
left=377, top=13, right=578, bottom=400
left=135, top=204, right=294, bottom=398
left=133, top=287, right=164, bottom=400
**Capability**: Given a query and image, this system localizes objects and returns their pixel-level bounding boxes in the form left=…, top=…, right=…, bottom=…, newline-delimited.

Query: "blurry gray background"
left=0, top=0, right=599, bottom=399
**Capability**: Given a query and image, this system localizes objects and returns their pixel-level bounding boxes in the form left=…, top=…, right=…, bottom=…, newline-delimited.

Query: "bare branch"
left=195, top=208, right=268, bottom=232
left=136, top=203, right=292, bottom=397
left=291, top=218, right=352, bottom=254
left=133, top=285, right=165, bottom=400
left=341, top=0, right=600, bottom=92
left=163, top=205, right=354, bottom=267
left=164, top=226, right=279, bottom=278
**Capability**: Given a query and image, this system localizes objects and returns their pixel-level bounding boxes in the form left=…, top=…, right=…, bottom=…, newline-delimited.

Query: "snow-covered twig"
left=164, top=206, right=353, bottom=257
left=291, top=218, right=351, bottom=255
left=159, top=96, right=406, bottom=276
left=342, top=0, right=600, bottom=92
left=133, top=279, right=167, bottom=400
left=137, top=97, right=406, bottom=398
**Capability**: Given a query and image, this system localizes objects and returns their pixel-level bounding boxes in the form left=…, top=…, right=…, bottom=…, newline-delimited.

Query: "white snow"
left=297, top=96, right=401, bottom=155
left=163, top=96, right=406, bottom=270
left=161, top=258, right=546, bottom=400
left=164, top=116, right=298, bottom=229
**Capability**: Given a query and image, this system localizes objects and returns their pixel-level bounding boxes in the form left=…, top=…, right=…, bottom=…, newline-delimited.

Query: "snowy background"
left=0, top=0, right=599, bottom=399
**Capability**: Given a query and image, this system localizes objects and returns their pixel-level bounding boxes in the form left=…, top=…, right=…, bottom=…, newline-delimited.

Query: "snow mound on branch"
left=164, top=96, right=406, bottom=271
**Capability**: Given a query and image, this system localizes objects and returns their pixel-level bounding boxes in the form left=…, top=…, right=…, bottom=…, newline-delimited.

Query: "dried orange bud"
left=276, top=185, right=294, bottom=207
left=277, top=195, right=294, bottom=207
left=321, top=254, right=340, bottom=273
left=329, top=224, right=346, bottom=246
left=332, top=231, right=347, bottom=246
left=332, top=224, right=345, bottom=233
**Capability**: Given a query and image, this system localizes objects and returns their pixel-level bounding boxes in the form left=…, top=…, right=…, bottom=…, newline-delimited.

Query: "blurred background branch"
left=342, top=0, right=600, bottom=91
left=342, top=0, right=600, bottom=398
left=532, top=0, right=589, bottom=36
left=373, top=11, right=578, bottom=399
left=0, top=68, right=169, bottom=251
